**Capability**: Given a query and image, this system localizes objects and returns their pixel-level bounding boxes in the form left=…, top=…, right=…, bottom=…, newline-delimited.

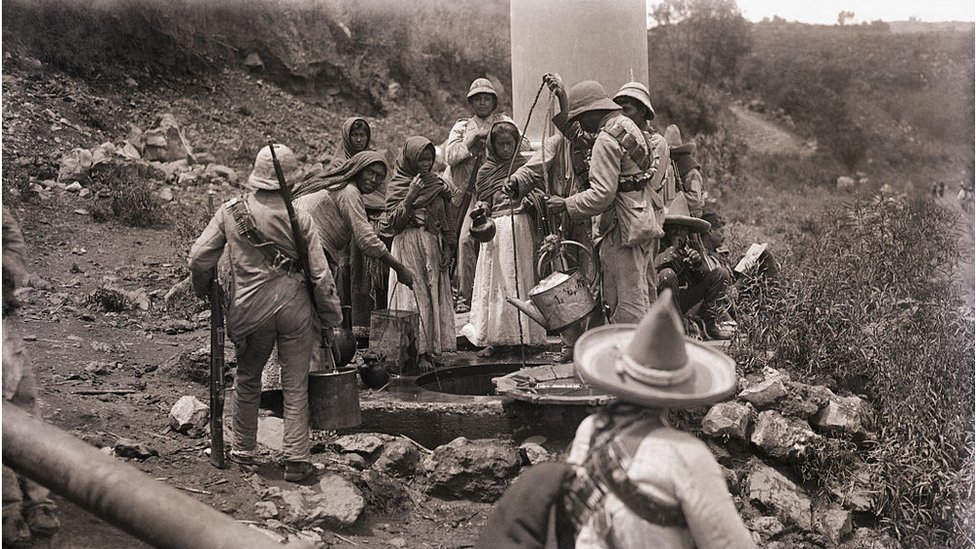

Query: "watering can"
left=505, top=239, right=598, bottom=332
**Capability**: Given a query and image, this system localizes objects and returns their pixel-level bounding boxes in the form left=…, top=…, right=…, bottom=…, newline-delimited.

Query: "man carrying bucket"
left=189, top=144, right=342, bottom=482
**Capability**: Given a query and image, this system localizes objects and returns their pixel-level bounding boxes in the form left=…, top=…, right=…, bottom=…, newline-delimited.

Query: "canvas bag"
left=602, top=123, right=665, bottom=247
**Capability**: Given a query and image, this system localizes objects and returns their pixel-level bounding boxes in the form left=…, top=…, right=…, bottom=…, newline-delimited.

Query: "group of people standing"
left=186, top=72, right=747, bottom=483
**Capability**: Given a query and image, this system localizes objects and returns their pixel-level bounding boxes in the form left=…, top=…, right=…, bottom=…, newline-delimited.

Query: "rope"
left=503, top=81, right=547, bottom=367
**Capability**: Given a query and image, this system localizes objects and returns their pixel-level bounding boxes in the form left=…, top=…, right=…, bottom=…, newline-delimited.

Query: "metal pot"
left=308, top=369, right=362, bottom=430
left=505, top=239, right=597, bottom=332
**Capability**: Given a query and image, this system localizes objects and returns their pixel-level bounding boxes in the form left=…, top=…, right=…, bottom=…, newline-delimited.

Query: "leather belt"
left=618, top=177, right=650, bottom=193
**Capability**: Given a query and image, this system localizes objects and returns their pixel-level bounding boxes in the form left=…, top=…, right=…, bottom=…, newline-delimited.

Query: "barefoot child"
left=461, top=119, right=547, bottom=356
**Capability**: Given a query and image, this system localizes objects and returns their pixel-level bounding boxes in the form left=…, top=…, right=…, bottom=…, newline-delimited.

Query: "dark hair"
left=350, top=119, right=369, bottom=133
left=701, top=212, right=725, bottom=229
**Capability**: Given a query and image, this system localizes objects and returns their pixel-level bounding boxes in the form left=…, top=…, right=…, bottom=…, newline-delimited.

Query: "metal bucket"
left=528, top=239, right=597, bottom=332
left=308, top=370, right=362, bottom=430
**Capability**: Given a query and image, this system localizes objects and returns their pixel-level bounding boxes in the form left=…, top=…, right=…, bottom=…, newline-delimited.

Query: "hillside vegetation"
left=2, top=1, right=974, bottom=547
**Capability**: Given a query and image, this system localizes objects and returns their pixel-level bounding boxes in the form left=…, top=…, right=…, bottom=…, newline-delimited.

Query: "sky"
left=728, top=0, right=974, bottom=24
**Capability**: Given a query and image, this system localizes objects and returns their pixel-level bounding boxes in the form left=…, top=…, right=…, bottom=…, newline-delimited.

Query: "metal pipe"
left=2, top=401, right=312, bottom=549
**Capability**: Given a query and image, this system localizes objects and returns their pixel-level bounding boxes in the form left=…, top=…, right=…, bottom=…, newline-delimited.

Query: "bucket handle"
left=536, top=239, right=598, bottom=294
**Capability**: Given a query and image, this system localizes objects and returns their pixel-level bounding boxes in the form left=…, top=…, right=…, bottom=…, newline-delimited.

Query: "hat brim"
left=247, top=173, right=281, bottom=191
left=574, top=325, right=736, bottom=409
left=467, top=88, right=498, bottom=100
left=567, top=98, right=622, bottom=122
left=613, top=89, right=656, bottom=120
left=664, top=215, right=711, bottom=232
left=671, top=143, right=696, bottom=154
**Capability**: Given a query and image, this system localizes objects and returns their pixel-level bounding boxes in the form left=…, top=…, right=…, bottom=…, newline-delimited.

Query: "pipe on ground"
left=2, top=401, right=311, bottom=549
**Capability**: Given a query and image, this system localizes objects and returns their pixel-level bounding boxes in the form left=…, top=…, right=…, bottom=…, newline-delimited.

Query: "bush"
left=88, top=161, right=168, bottom=228
left=730, top=195, right=975, bottom=546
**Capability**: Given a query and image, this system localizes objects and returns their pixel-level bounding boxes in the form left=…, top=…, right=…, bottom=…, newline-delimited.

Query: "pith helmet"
left=614, top=81, right=656, bottom=120
left=565, top=80, right=622, bottom=121
left=664, top=124, right=696, bottom=154
left=466, top=78, right=498, bottom=101
left=247, top=144, right=299, bottom=191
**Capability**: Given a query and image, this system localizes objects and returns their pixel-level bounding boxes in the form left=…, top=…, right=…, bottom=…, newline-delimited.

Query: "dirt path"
left=729, top=104, right=813, bottom=156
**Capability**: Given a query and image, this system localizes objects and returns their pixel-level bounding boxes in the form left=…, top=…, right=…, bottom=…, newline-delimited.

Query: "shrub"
left=88, top=161, right=168, bottom=228
left=730, top=194, right=975, bottom=546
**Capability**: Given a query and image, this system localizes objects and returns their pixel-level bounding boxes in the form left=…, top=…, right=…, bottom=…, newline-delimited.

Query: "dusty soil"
left=1, top=51, right=497, bottom=548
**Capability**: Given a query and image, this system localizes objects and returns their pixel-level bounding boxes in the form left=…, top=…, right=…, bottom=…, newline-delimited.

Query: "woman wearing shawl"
left=460, top=120, right=547, bottom=357
left=382, top=137, right=457, bottom=371
left=311, top=116, right=391, bottom=328
left=293, top=151, right=414, bottom=292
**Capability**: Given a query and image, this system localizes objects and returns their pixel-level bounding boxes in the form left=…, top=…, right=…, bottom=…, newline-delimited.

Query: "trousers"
left=455, top=198, right=480, bottom=304
left=658, top=265, right=731, bottom=322
left=232, top=292, right=315, bottom=462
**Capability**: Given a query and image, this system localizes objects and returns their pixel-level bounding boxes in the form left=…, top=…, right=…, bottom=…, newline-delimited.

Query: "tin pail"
left=308, top=369, right=362, bottom=430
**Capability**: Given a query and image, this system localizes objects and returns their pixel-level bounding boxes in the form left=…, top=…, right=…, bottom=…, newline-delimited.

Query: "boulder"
left=142, top=113, right=191, bottom=162
left=278, top=488, right=310, bottom=524
left=57, top=148, right=93, bottom=183
left=815, top=506, right=852, bottom=545
left=244, top=52, right=264, bottom=69
left=169, top=395, right=209, bottom=433
left=91, top=142, right=118, bottom=166
left=812, top=394, right=873, bottom=436
left=518, top=442, right=552, bottom=465
left=828, top=468, right=877, bottom=512
left=750, top=410, right=818, bottom=462
left=155, top=159, right=191, bottom=181
left=332, top=433, right=388, bottom=459
left=256, top=417, right=284, bottom=451
left=739, top=377, right=788, bottom=407
left=306, top=474, right=365, bottom=527
left=113, top=438, right=158, bottom=460
left=744, top=460, right=812, bottom=530
left=836, top=176, right=856, bottom=190
left=204, top=164, right=238, bottom=184
left=373, top=438, right=421, bottom=477
left=701, top=401, right=752, bottom=441
left=422, top=437, right=521, bottom=502
left=780, top=382, right=832, bottom=418
left=254, top=501, right=279, bottom=519
left=747, top=516, right=785, bottom=540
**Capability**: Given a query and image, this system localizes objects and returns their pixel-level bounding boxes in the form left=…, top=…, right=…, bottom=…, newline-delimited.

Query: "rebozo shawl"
left=327, top=116, right=372, bottom=170
left=293, top=150, right=389, bottom=200
left=381, top=136, right=451, bottom=235
left=475, top=119, right=545, bottom=219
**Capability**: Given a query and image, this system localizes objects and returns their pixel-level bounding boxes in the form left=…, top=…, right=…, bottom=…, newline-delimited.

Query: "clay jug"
left=469, top=204, right=496, bottom=242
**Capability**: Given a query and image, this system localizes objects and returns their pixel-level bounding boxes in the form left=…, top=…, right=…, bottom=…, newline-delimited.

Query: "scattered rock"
left=332, top=433, right=387, bottom=459
left=739, top=377, right=788, bottom=407
left=256, top=417, right=284, bottom=451
left=243, top=52, right=264, bottom=69
left=422, top=437, right=520, bottom=502
left=517, top=442, right=552, bottom=465
left=828, top=468, right=877, bottom=512
left=161, top=319, right=196, bottom=334
left=373, top=438, right=421, bottom=477
left=57, top=148, right=93, bottom=183
left=113, top=438, right=158, bottom=460
left=836, top=176, right=856, bottom=190
left=254, top=501, right=279, bottom=519
left=744, top=460, right=812, bottom=530
left=702, top=401, right=753, bottom=441
left=750, top=410, right=819, bottom=462
left=306, top=473, right=366, bottom=527
left=815, top=506, right=852, bottom=545
left=158, top=187, right=175, bottom=202
left=65, top=181, right=83, bottom=193
left=84, top=361, right=113, bottom=375
left=747, top=515, right=785, bottom=539
left=86, top=283, right=150, bottom=312
left=169, top=395, right=209, bottom=433
left=388, top=537, right=407, bottom=548
left=143, top=113, right=192, bottom=162
left=811, top=394, right=873, bottom=436
left=91, top=142, right=118, bottom=166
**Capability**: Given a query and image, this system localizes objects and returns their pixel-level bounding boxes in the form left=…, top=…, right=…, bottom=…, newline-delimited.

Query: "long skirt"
left=388, top=227, right=456, bottom=355
left=460, top=213, right=547, bottom=347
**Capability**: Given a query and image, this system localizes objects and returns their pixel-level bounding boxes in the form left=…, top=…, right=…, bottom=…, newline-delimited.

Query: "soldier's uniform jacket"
left=188, top=192, right=342, bottom=342
left=565, top=112, right=661, bottom=247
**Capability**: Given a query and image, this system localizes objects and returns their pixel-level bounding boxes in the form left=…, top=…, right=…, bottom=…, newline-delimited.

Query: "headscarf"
left=382, top=136, right=451, bottom=235
left=293, top=150, right=388, bottom=200
left=327, top=116, right=372, bottom=170
left=384, top=136, right=448, bottom=210
left=475, top=118, right=525, bottom=203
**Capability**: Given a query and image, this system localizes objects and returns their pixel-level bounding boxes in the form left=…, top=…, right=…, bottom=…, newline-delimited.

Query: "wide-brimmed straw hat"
left=574, top=289, right=737, bottom=408
left=613, top=81, right=656, bottom=120
left=664, top=124, right=696, bottom=154
left=466, top=78, right=498, bottom=101
left=566, top=80, right=622, bottom=121
left=247, top=144, right=299, bottom=191
left=664, top=193, right=710, bottom=233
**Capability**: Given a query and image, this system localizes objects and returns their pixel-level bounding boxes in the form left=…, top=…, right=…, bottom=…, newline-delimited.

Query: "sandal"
left=228, top=450, right=258, bottom=467
left=23, top=502, right=59, bottom=538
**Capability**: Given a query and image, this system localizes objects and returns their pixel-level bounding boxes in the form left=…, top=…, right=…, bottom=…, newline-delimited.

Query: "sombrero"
left=574, top=289, right=737, bottom=409
left=663, top=193, right=711, bottom=233
left=664, top=124, right=696, bottom=154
